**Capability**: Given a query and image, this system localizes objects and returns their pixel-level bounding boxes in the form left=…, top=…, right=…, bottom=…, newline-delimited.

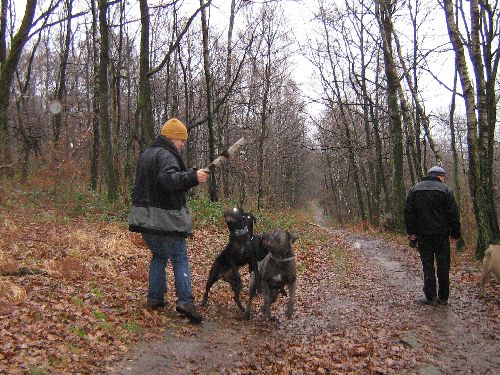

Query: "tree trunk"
left=98, top=0, right=118, bottom=201
left=52, top=0, right=73, bottom=148
left=480, top=0, right=500, bottom=239
left=393, top=27, right=440, bottom=166
left=14, top=32, right=42, bottom=180
left=0, top=0, right=7, bottom=63
left=220, top=0, right=236, bottom=199
left=332, top=76, right=366, bottom=222
left=372, top=51, right=389, bottom=215
left=376, top=0, right=405, bottom=231
left=397, top=82, right=416, bottom=187
left=200, top=0, right=218, bottom=201
left=89, top=0, right=99, bottom=190
left=0, top=0, right=37, bottom=169
left=257, top=47, right=272, bottom=211
left=112, top=0, right=125, bottom=140
left=443, top=0, right=495, bottom=258
left=325, top=153, right=343, bottom=225
left=358, top=4, right=378, bottom=224
left=137, top=0, right=154, bottom=149
left=449, top=54, right=461, bottom=213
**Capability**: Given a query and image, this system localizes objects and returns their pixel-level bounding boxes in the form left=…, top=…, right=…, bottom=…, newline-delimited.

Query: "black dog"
left=201, top=207, right=267, bottom=312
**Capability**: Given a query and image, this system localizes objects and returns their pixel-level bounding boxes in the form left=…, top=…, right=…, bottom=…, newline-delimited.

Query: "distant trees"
left=312, top=0, right=498, bottom=255
left=0, top=0, right=498, bottom=256
left=0, top=0, right=313, bottom=210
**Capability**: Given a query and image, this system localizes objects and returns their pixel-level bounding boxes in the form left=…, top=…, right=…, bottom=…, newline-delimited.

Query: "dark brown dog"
left=244, top=230, right=298, bottom=320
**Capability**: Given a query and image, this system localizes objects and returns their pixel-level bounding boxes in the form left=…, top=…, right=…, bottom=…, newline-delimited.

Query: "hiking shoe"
left=437, top=299, right=448, bottom=305
left=146, top=298, right=165, bottom=310
left=417, top=298, right=437, bottom=306
left=176, top=303, right=204, bottom=323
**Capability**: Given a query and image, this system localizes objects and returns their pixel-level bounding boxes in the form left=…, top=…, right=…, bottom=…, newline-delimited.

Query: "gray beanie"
left=427, top=166, right=446, bottom=177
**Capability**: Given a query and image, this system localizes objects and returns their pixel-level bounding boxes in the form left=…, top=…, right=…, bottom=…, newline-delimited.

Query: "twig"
left=1, top=267, right=49, bottom=276
left=0, top=160, right=23, bottom=170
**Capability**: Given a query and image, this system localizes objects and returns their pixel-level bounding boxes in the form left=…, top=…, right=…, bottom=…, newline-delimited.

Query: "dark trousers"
left=418, top=235, right=451, bottom=301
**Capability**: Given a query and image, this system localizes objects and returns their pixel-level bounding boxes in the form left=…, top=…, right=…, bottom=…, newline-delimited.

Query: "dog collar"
left=232, top=227, right=249, bottom=236
left=270, top=254, right=295, bottom=262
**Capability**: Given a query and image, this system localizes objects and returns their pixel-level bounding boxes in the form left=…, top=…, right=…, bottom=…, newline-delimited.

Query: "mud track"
left=109, top=210, right=499, bottom=374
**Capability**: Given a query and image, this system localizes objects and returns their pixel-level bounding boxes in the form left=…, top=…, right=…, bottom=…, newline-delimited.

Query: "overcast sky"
left=12, top=0, right=458, bottom=121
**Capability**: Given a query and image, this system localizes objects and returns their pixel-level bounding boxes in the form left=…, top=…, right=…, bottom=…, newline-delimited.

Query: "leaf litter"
left=0, top=201, right=498, bottom=374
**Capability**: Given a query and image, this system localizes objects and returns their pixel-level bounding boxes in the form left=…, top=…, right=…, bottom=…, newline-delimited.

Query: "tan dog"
left=480, top=244, right=500, bottom=297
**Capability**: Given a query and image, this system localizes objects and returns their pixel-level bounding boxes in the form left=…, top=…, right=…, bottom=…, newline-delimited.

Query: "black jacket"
left=404, top=176, right=461, bottom=238
left=128, top=136, right=199, bottom=236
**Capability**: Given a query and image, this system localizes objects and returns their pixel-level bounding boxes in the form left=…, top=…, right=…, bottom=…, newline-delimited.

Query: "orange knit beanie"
left=161, top=118, right=188, bottom=141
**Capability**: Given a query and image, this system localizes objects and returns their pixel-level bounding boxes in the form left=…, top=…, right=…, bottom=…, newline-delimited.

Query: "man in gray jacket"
left=405, top=166, right=461, bottom=305
left=129, top=118, right=209, bottom=323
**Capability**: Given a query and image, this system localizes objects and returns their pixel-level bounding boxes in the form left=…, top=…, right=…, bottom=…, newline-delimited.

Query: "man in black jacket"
left=404, top=166, right=461, bottom=305
left=129, top=118, right=209, bottom=323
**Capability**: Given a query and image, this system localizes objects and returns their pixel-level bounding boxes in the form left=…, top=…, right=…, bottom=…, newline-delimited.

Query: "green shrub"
left=189, top=196, right=225, bottom=226
left=257, top=214, right=298, bottom=232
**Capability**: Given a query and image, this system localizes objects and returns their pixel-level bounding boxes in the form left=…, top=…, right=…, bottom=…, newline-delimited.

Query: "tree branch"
left=146, top=0, right=212, bottom=77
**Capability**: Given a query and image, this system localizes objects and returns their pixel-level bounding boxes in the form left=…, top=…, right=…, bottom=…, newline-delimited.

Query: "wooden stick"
left=203, top=137, right=246, bottom=173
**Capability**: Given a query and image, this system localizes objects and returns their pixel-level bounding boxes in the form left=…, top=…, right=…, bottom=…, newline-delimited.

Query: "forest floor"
left=1, top=187, right=499, bottom=374
left=107, top=205, right=500, bottom=375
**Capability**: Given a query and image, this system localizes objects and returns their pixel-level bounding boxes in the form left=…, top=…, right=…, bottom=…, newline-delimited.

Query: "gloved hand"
left=408, top=234, right=417, bottom=248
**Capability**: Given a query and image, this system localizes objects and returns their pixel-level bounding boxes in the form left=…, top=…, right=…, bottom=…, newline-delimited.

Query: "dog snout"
left=224, top=207, right=244, bottom=223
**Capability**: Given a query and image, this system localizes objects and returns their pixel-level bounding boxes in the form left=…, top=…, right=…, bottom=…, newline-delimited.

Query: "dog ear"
left=288, top=232, right=299, bottom=244
left=262, top=231, right=274, bottom=249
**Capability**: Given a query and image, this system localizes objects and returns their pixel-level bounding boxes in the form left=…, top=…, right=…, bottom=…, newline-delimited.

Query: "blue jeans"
left=142, top=233, right=194, bottom=305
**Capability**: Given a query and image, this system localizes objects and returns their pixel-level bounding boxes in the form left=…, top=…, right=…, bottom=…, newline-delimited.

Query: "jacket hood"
left=152, top=135, right=187, bottom=171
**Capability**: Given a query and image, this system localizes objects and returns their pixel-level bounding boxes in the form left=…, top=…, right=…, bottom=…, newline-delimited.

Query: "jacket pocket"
left=129, top=206, right=149, bottom=227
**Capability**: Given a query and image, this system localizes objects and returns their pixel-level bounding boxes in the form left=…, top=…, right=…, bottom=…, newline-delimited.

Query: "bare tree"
left=98, top=0, right=118, bottom=201
left=442, top=0, right=499, bottom=258
left=375, top=0, right=405, bottom=231
left=200, top=0, right=218, bottom=201
left=89, top=0, right=100, bottom=190
left=0, top=0, right=37, bottom=170
left=137, top=0, right=154, bottom=148
left=52, top=0, right=73, bottom=148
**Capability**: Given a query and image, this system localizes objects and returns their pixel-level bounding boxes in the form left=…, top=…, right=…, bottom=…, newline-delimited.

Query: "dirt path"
left=108, top=207, right=499, bottom=374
